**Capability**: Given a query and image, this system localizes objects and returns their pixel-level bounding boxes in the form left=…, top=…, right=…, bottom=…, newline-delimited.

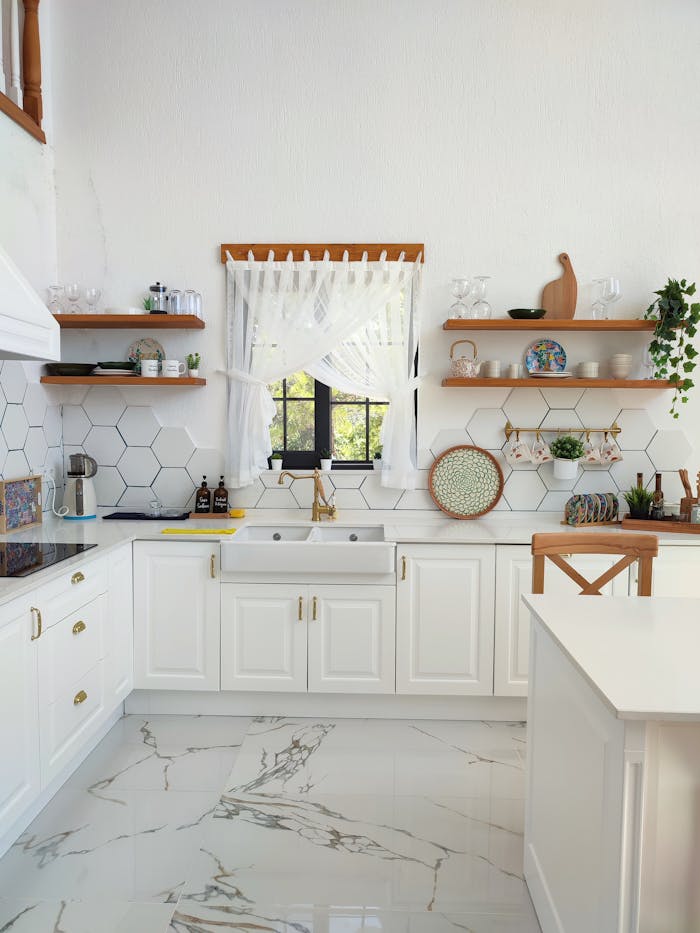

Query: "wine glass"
left=449, top=278, right=472, bottom=319
left=642, top=343, right=655, bottom=379
left=46, top=285, right=64, bottom=314
left=469, top=275, right=492, bottom=319
left=85, top=287, right=101, bottom=314
left=65, top=283, right=82, bottom=313
left=592, top=277, right=621, bottom=319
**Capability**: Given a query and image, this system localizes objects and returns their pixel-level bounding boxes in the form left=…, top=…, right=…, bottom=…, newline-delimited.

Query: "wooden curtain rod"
left=220, top=243, right=425, bottom=263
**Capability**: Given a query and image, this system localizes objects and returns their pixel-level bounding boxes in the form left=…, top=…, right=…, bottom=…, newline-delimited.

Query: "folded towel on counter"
left=161, top=528, right=237, bottom=535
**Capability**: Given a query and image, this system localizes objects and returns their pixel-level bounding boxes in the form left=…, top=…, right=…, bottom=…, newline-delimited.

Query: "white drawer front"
left=40, top=661, right=105, bottom=787
left=39, top=596, right=105, bottom=705
left=36, top=559, right=108, bottom=631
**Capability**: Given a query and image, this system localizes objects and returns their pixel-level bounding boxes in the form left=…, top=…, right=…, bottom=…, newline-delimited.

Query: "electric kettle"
left=63, top=453, right=98, bottom=520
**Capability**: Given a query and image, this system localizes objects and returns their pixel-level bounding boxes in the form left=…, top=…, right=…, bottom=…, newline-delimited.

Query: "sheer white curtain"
left=225, top=250, right=417, bottom=488
left=308, top=265, right=421, bottom=489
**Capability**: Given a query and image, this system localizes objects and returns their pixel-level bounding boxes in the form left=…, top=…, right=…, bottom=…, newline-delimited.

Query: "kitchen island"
left=523, top=594, right=700, bottom=933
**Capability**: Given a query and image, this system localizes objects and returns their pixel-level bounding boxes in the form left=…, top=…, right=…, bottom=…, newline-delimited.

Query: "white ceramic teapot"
left=449, top=339, right=481, bottom=378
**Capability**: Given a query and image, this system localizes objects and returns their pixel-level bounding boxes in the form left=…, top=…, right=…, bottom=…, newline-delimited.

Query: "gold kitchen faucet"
left=278, top=468, right=337, bottom=522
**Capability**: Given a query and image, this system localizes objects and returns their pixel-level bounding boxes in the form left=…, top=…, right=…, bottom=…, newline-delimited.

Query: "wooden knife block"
left=681, top=496, right=697, bottom=520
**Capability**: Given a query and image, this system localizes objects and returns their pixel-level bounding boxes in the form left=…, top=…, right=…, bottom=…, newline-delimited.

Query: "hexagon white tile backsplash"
left=152, top=427, right=196, bottom=468
left=502, top=388, right=548, bottom=429
left=468, top=409, right=507, bottom=450
left=646, top=429, right=692, bottom=472
left=616, top=409, right=657, bottom=450
left=83, top=387, right=126, bottom=426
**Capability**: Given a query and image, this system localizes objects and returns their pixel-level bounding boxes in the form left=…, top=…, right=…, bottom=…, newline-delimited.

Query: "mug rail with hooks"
left=504, top=420, right=622, bottom=441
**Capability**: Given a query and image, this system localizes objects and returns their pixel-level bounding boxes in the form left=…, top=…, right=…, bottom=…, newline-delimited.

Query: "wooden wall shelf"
left=53, top=314, right=205, bottom=330
left=40, top=376, right=206, bottom=387
left=443, top=319, right=655, bottom=332
left=442, top=378, right=672, bottom=389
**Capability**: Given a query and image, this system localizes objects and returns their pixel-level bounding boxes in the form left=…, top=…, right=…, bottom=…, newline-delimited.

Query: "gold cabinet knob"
left=71, top=571, right=85, bottom=585
left=72, top=620, right=86, bottom=635
left=73, top=689, right=88, bottom=706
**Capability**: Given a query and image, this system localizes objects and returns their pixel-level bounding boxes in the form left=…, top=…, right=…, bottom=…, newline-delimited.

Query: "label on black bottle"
left=195, top=492, right=211, bottom=513
left=213, top=492, right=228, bottom=513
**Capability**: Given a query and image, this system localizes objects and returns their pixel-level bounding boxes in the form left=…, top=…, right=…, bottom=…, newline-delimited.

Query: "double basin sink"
left=221, top=523, right=394, bottom=574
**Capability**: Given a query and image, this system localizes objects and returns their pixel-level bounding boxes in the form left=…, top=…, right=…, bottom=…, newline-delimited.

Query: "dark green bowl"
left=97, top=361, right=136, bottom=370
left=508, top=308, right=547, bottom=320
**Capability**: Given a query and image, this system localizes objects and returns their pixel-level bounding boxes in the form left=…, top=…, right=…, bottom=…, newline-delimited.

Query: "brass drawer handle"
left=72, top=620, right=86, bottom=635
left=73, top=689, right=88, bottom=706
left=30, top=606, right=42, bottom=641
left=401, top=555, right=407, bottom=581
left=71, top=571, right=85, bottom=585
left=210, top=554, right=216, bottom=579
left=312, top=596, right=318, bottom=621
left=298, top=595, right=303, bottom=621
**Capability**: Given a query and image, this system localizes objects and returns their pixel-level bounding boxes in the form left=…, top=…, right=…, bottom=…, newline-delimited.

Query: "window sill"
left=0, top=93, right=45, bottom=143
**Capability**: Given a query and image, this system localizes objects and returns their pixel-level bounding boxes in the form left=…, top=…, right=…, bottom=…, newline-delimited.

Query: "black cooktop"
left=0, top=542, right=97, bottom=578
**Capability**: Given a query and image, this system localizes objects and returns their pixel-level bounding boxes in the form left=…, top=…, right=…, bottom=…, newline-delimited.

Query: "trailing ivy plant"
left=644, top=278, right=700, bottom=418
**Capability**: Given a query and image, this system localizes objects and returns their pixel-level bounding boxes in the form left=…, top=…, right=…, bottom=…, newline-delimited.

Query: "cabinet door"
left=648, top=546, right=700, bottom=597
left=308, top=585, right=395, bottom=694
left=494, top=547, right=631, bottom=697
left=396, top=545, right=495, bottom=696
left=107, top=543, right=133, bottom=705
left=0, top=609, right=40, bottom=834
left=221, top=584, right=307, bottom=692
left=133, top=542, right=220, bottom=691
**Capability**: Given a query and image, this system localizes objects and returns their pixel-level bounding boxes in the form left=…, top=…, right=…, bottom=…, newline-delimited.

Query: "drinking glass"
left=47, top=285, right=64, bottom=314
left=642, top=344, right=655, bottom=379
left=169, top=289, right=183, bottom=315
left=469, top=275, right=492, bottom=319
left=65, top=283, right=82, bottom=313
left=193, top=292, right=203, bottom=320
left=85, top=287, right=101, bottom=314
left=592, top=277, right=621, bottom=319
left=183, top=289, right=197, bottom=316
left=449, top=278, right=471, bottom=319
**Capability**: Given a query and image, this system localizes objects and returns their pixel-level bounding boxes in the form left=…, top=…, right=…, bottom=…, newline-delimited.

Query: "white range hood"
left=0, top=243, right=60, bottom=361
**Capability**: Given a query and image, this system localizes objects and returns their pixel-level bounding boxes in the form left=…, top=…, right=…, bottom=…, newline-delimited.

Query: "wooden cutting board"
left=541, top=252, right=577, bottom=319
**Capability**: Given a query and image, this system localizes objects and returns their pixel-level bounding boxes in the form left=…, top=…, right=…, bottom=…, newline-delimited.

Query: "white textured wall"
left=48, top=0, right=700, bottom=507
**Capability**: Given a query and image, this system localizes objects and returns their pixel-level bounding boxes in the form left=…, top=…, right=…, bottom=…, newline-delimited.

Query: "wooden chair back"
left=531, top=532, right=659, bottom=597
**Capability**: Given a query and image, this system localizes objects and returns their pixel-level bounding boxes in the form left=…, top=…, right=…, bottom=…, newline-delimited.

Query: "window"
left=269, top=372, right=388, bottom=468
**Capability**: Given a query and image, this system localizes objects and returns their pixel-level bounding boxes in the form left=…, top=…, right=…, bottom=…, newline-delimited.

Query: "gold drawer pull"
left=210, top=554, right=216, bottom=579
left=73, top=689, right=88, bottom=706
left=298, top=595, right=304, bottom=621
left=30, top=606, right=42, bottom=641
left=71, top=571, right=85, bottom=585
left=312, top=596, right=318, bottom=621
left=401, top=555, right=407, bottom=580
left=72, top=620, right=86, bottom=635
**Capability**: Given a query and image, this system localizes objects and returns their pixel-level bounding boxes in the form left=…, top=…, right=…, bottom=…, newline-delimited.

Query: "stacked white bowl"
left=610, top=353, right=633, bottom=379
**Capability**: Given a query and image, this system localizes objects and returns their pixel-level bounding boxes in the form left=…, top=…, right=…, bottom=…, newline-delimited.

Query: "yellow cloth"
left=229, top=509, right=246, bottom=518
left=161, top=528, right=237, bottom=535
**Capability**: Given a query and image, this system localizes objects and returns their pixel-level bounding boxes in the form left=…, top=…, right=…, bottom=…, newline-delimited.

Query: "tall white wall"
left=48, top=0, right=700, bottom=509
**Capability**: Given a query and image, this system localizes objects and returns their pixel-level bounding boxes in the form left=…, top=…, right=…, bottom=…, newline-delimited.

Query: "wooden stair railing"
left=0, top=0, right=45, bottom=143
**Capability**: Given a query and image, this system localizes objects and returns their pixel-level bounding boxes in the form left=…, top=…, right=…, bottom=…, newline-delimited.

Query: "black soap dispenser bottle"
left=213, top=476, right=229, bottom=513
left=195, top=476, right=212, bottom=513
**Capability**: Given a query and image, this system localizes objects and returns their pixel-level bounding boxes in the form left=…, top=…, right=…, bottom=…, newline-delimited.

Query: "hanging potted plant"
left=319, top=448, right=333, bottom=471
left=644, top=278, right=700, bottom=418
left=269, top=452, right=283, bottom=471
left=623, top=485, right=654, bottom=520
left=550, top=435, right=584, bottom=480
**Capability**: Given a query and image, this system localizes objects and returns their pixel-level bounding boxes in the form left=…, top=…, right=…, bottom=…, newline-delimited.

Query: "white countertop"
left=524, top=594, right=700, bottom=722
left=0, top=507, right=696, bottom=610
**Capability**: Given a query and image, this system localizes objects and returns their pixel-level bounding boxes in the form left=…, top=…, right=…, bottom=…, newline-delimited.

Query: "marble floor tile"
left=0, top=899, right=175, bottom=933
left=226, top=718, right=526, bottom=799
left=0, top=786, right=218, bottom=903
left=177, top=792, right=529, bottom=914
left=169, top=904, right=541, bottom=932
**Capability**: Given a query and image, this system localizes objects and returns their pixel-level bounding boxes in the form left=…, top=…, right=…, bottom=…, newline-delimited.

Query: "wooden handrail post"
left=22, top=0, right=42, bottom=127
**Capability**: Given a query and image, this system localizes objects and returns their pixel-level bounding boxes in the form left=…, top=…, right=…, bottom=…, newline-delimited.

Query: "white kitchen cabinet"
left=396, top=545, right=495, bottom=696
left=221, top=584, right=307, bottom=692
left=133, top=542, right=220, bottom=691
left=221, top=583, right=395, bottom=694
left=308, top=585, right=395, bottom=694
left=494, top=546, right=631, bottom=696
left=646, top=546, right=700, bottom=597
left=0, top=606, right=40, bottom=834
left=107, top=543, right=133, bottom=705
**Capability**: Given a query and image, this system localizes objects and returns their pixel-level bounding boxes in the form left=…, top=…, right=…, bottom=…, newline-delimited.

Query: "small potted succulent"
left=186, top=352, right=201, bottom=377
left=269, top=452, right=283, bottom=471
left=319, top=448, right=333, bottom=471
left=373, top=446, right=383, bottom=471
left=623, top=485, right=654, bottom=520
left=550, top=435, right=584, bottom=480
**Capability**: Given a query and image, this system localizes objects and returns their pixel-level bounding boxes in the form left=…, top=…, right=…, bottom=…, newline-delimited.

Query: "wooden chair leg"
left=637, top=557, right=653, bottom=596
left=532, top=554, right=545, bottom=594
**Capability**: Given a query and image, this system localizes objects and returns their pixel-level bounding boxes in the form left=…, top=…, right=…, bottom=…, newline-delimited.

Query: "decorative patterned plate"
left=128, top=337, right=165, bottom=370
left=525, top=339, right=567, bottom=374
left=429, top=445, right=504, bottom=519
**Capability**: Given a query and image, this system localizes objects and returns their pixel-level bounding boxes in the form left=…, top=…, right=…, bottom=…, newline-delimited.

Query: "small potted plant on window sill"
left=373, top=446, right=383, bottom=471
left=186, top=352, right=201, bottom=377
left=550, top=435, right=584, bottom=480
left=319, top=448, right=333, bottom=471
left=623, top=485, right=654, bottom=520
left=269, top=452, right=283, bottom=471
